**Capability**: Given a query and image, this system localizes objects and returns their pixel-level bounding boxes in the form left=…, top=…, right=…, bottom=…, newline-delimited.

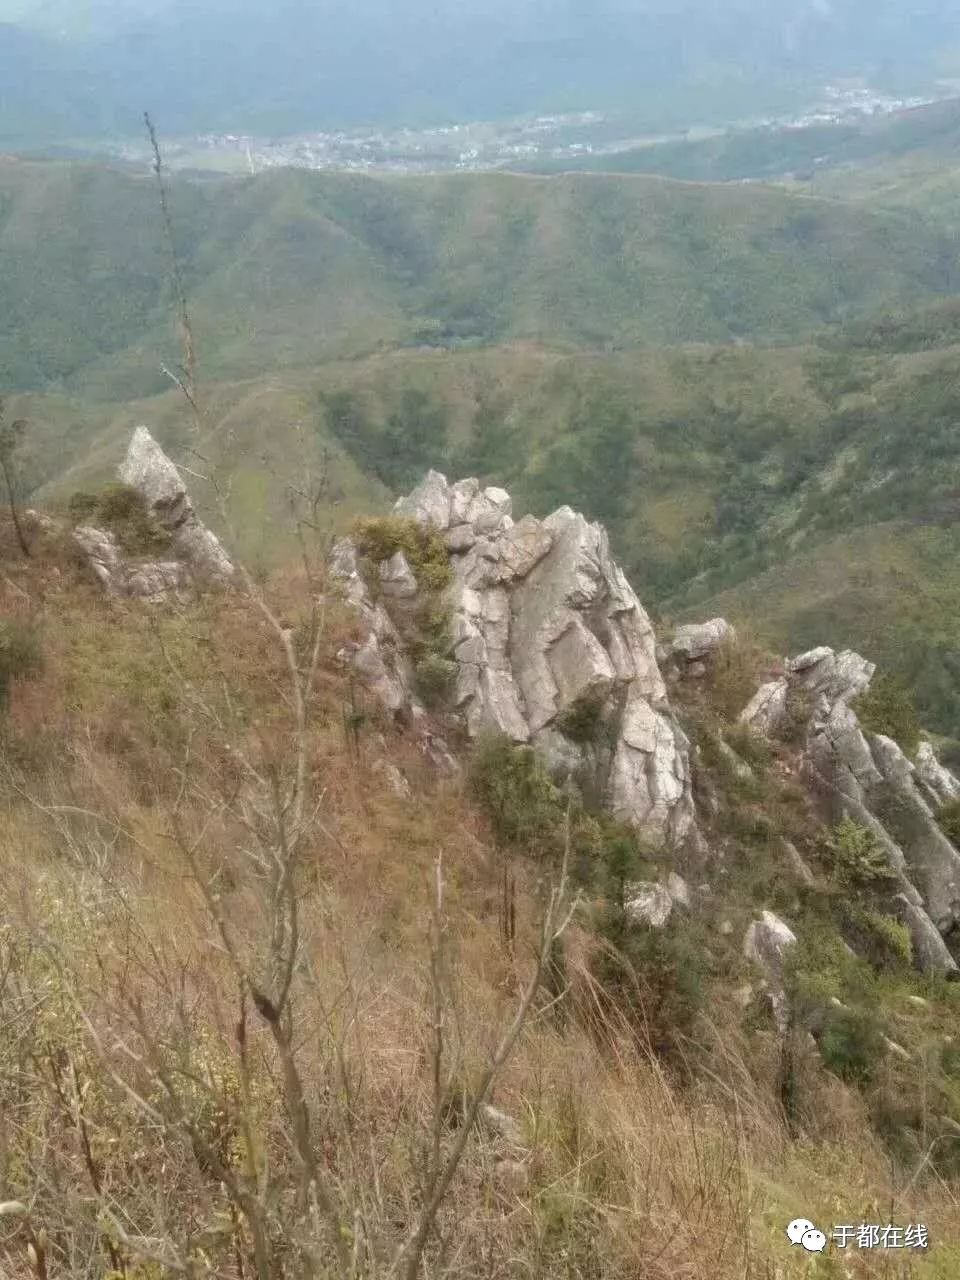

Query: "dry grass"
left=0, top=542, right=958, bottom=1278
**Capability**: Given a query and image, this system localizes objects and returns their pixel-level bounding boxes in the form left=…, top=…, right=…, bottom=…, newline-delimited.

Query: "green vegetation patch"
left=818, top=817, right=897, bottom=890
left=351, top=514, right=452, bottom=594
left=852, top=672, right=922, bottom=758
left=68, top=483, right=169, bottom=557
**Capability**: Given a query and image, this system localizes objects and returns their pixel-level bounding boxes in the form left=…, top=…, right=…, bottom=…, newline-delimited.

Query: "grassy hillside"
left=6, top=153, right=960, bottom=738
left=3, top=159, right=960, bottom=400
left=1, top=508, right=960, bottom=1277
left=18, top=327, right=960, bottom=734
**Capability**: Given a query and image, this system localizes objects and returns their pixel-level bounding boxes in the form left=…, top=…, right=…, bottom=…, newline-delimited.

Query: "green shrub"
left=0, top=618, right=43, bottom=710
left=468, top=734, right=564, bottom=857
left=820, top=817, right=896, bottom=888
left=785, top=924, right=870, bottom=1010
left=68, top=483, right=168, bottom=556
left=852, top=673, right=921, bottom=757
left=818, top=1007, right=886, bottom=1084
left=780, top=686, right=815, bottom=746
left=595, top=916, right=708, bottom=1062
left=844, top=905, right=912, bottom=970
left=707, top=635, right=765, bottom=723
left=724, top=722, right=772, bottom=771
left=351, top=515, right=453, bottom=594
left=413, top=654, right=457, bottom=710
left=554, top=691, right=609, bottom=745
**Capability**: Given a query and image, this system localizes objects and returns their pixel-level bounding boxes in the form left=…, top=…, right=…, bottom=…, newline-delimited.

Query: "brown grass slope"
left=0, top=506, right=957, bottom=1277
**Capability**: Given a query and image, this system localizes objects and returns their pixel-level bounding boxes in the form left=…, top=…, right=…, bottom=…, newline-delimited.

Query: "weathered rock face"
left=739, top=678, right=789, bottom=736
left=74, top=427, right=234, bottom=600
left=73, top=525, right=191, bottom=603
left=329, top=538, right=412, bottom=716
left=741, top=645, right=960, bottom=975
left=119, top=426, right=234, bottom=585
left=916, top=741, right=960, bottom=808
left=333, top=472, right=697, bottom=847
left=744, top=911, right=797, bottom=1032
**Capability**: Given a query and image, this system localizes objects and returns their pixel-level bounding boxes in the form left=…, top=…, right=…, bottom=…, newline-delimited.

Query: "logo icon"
left=786, top=1218, right=828, bottom=1254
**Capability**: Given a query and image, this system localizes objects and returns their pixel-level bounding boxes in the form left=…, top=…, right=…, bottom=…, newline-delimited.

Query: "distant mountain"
left=2, top=161, right=957, bottom=397
left=2, top=1, right=959, bottom=144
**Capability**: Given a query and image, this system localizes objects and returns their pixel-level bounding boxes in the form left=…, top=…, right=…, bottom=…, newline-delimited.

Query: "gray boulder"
left=671, top=617, right=735, bottom=661
left=739, top=678, right=789, bottom=736
left=743, top=911, right=797, bottom=1033
left=789, top=646, right=874, bottom=704
left=624, top=882, right=674, bottom=928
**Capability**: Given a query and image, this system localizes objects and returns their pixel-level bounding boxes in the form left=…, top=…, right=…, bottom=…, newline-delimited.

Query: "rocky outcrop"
left=74, top=426, right=234, bottom=600
left=330, top=538, right=412, bottom=715
left=740, top=645, right=960, bottom=975
left=332, top=472, right=697, bottom=847
left=119, top=426, right=234, bottom=585
left=73, top=525, right=190, bottom=603
left=670, top=618, right=735, bottom=662
left=744, top=911, right=797, bottom=1033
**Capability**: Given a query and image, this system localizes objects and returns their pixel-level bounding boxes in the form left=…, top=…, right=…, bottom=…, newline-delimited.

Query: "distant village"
left=110, top=85, right=951, bottom=176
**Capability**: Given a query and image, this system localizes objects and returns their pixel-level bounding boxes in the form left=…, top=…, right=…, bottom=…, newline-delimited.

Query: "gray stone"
left=717, top=737, right=754, bottom=782
left=786, top=646, right=834, bottom=673
left=72, top=525, right=189, bottom=602
left=393, top=469, right=452, bottom=530
left=869, top=734, right=960, bottom=934
left=743, top=911, right=797, bottom=1033
left=740, top=678, right=790, bottom=736
left=789, top=646, right=875, bottom=704
left=624, top=882, right=673, bottom=928
left=379, top=550, right=418, bottom=599
left=781, top=839, right=815, bottom=886
left=671, top=617, right=735, bottom=661
left=667, top=872, right=692, bottom=910
left=534, top=727, right=587, bottom=784
left=916, top=741, right=960, bottom=807
left=335, top=472, right=700, bottom=848
left=444, top=523, right=477, bottom=553
left=883, top=1036, right=912, bottom=1062
left=479, top=1104, right=526, bottom=1148
left=73, top=526, right=124, bottom=594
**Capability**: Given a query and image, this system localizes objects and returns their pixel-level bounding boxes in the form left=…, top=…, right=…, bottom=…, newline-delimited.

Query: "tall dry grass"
left=0, top=542, right=957, bottom=1278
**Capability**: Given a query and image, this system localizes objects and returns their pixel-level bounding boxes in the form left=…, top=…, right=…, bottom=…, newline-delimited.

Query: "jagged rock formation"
left=332, top=471, right=697, bottom=847
left=73, top=426, right=234, bottom=600
left=741, top=645, right=960, bottom=975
